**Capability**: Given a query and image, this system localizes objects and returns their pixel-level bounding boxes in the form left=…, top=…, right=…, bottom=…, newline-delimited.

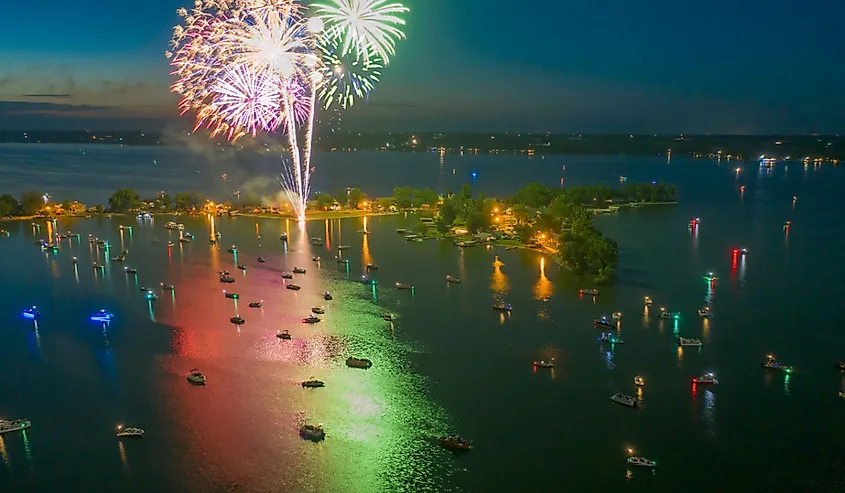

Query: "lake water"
left=1, top=146, right=845, bottom=492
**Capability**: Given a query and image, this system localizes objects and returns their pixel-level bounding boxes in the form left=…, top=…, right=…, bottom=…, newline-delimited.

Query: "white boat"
left=277, top=330, right=292, bottom=340
left=644, top=296, right=653, bottom=305
left=311, top=307, right=325, bottom=314
left=116, top=425, right=145, bottom=438
left=534, top=359, right=554, bottom=368
left=338, top=245, right=350, bottom=250
left=678, top=337, right=703, bottom=347
left=659, top=308, right=679, bottom=319
left=395, top=282, right=413, bottom=290
left=300, top=424, right=325, bottom=441
left=627, top=456, right=656, bottom=468
left=186, top=369, right=206, bottom=385
left=698, top=307, right=712, bottom=317
left=580, top=288, right=599, bottom=296
left=693, top=373, right=718, bottom=384
left=610, top=393, right=639, bottom=408
left=633, top=376, right=645, bottom=386
left=446, top=275, right=461, bottom=283
left=612, top=312, right=622, bottom=320
left=0, top=419, right=31, bottom=434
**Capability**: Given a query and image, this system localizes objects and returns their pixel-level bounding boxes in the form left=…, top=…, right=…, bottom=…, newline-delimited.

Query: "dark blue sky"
left=1, top=0, right=843, bottom=133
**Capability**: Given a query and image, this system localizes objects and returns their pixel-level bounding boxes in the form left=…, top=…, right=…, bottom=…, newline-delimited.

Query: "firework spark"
left=318, top=36, right=382, bottom=109
left=314, top=0, right=408, bottom=64
left=210, top=65, right=283, bottom=138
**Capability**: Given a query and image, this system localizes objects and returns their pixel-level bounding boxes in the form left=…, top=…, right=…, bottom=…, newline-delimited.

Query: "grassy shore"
left=237, top=210, right=402, bottom=221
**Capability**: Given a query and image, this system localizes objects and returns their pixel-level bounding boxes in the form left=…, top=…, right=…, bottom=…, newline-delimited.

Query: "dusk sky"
left=1, top=0, right=843, bottom=133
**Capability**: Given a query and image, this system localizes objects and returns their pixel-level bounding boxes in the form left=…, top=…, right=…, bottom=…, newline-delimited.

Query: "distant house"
left=67, top=201, right=87, bottom=214
left=473, top=232, right=495, bottom=242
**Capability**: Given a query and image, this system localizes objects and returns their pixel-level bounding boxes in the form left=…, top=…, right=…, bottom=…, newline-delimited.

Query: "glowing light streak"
left=314, top=0, right=408, bottom=64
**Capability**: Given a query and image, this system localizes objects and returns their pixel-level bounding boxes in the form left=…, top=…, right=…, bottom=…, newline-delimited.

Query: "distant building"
left=67, top=201, right=87, bottom=214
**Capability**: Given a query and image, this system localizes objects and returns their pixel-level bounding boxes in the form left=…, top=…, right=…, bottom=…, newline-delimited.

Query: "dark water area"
left=2, top=147, right=845, bottom=492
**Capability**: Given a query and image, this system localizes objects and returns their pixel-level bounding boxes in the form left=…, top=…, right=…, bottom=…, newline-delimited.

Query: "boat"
left=439, top=435, right=471, bottom=452
left=312, top=256, right=321, bottom=262
left=309, top=237, right=323, bottom=245
left=311, top=307, right=325, bottom=314
left=839, top=391, right=845, bottom=398
left=224, top=291, right=239, bottom=299
left=446, top=275, right=461, bottom=283
left=659, top=308, right=679, bottom=319
left=612, top=312, right=622, bottom=320
left=678, top=337, right=702, bottom=347
left=835, top=362, right=845, bottom=370
left=72, top=257, right=78, bottom=264
left=125, top=267, right=137, bottom=274
left=90, top=310, right=114, bottom=322
left=382, top=314, right=394, bottom=322
left=219, top=270, right=231, bottom=275
left=599, top=332, right=624, bottom=344
left=396, top=229, right=406, bottom=233
left=186, top=369, right=206, bottom=385
left=22, top=306, right=40, bottom=319
left=704, top=272, right=718, bottom=282
left=627, top=457, right=656, bottom=468
left=165, top=222, right=177, bottom=230
left=179, top=237, right=191, bottom=243
left=257, top=257, right=266, bottom=263
left=346, top=357, right=373, bottom=369
left=237, top=265, right=246, bottom=270
left=693, top=373, right=718, bottom=384
left=281, top=272, right=294, bottom=279
left=111, top=255, right=125, bottom=262
left=280, top=233, right=288, bottom=240
left=167, top=241, right=174, bottom=247
left=144, top=291, right=158, bottom=301
left=0, top=419, right=31, bottom=434
left=293, top=267, right=306, bottom=274
left=116, top=426, right=145, bottom=438
left=534, top=359, right=554, bottom=368
left=324, top=292, right=333, bottom=300
left=395, top=282, right=413, bottom=290
left=644, top=296, right=653, bottom=305
left=286, top=284, right=301, bottom=291
left=580, top=288, right=599, bottom=296
left=361, top=277, right=378, bottom=286
left=301, top=379, right=325, bottom=388
left=92, top=262, right=102, bottom=269
left=227, top=246, right=238, bottom=253
left=230, top=316, right=245, bottom=325
left=299, top=424, right=325, bottom=442
left=698, top=307, right=712, bottom=317
left=594, top=317, right=614, bottom=328
left=302, top=316, right=321, bottom=324
left=634, top=376, right=645, bottom=386
left=610, top=393, right=639, bottom=408
left=248, top=301, right=263, bottom=308
left=493, top=303, right=512, bottom=312
left=338, top=245, right=350, bottom=250
left=220, top=275, right=235, bottom=283
left=277, top=330, right=292, bottom=340
left=762, top=354, right=793, bottom=373
left=366, top=263, right=378, bottom=271
left=161, top=284, right=175, bottom=291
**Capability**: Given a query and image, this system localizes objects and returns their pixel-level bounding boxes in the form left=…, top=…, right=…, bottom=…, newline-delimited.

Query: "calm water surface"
left=1, top=147, right=845, bottom=492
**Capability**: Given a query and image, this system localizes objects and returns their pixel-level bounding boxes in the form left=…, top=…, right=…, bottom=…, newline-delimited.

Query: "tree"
left=376, top=197, right=394, bottom=211
left=512, top=183, right=557, bottom=208
left=108, top=189, right=141, bottom=212
left=94, top=204, right=105, bottom=214
left=312, top=192, right=336, bottom=210
left=435, top=198, right=458, bottom=232
left=0, top=194, right=19, bottom=216
left=154, top=193, right=172, bottom=210
left=415, top=188, right=439, bottom=206
left=174, top=192, right=203, bottom=211
left=458, top=184, right=472, bottom=201
left=61, top=200, right=72, bottom=212
left=347, top=188, right=367, bottom=208
left=334, top=189, right=348, bottom=207
left=392, top=186, right=413, bottom=208
left=20, top=191, right=44, bottom=215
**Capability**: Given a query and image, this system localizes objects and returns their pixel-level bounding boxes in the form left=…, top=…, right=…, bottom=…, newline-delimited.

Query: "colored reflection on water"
left=0, top=436, right=9, bottom=467
left=702, top=389, right=717, bottom=439
left=533, top=257, right=553, bottom=301
left=490, top=256, right=508, bottom=293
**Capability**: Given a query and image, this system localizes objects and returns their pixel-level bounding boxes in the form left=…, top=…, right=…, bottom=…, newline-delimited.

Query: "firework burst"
left=318, top=36, right=382, bottom=109
left=313, top=0, right=408, bottom=64
left=169, top=0, right=408, bottom=221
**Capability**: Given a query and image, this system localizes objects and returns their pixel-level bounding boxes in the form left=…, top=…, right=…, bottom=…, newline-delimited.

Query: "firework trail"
left=318, top=36, right=382, bottom=109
